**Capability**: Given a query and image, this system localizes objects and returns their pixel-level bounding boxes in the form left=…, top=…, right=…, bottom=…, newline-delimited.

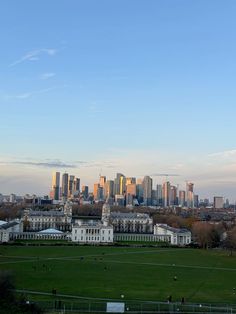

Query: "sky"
left=1, top=0, right=236, bottom=201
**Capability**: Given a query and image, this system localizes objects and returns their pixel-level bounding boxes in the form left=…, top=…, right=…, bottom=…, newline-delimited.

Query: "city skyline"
left=1, top=1, right=236, bottom=200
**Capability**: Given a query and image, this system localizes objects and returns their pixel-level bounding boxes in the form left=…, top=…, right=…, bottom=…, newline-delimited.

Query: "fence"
left=33, top=299, right=236, bottom=314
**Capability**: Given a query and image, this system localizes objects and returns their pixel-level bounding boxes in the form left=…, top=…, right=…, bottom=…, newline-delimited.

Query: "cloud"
left=0, top=159, right=76, bottom=169
left=9, top=48, right=57, bottom=67
left=40, top=72, right=56, bottom=80
left=74, top=160, right=117, bottom=169
left=3, top=85, right=65, bottom=100
left=208, top=149, right=236, bottom=159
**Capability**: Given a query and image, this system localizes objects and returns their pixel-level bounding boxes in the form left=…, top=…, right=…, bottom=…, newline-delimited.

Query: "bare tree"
left=224, top=226, right=236, bottom=256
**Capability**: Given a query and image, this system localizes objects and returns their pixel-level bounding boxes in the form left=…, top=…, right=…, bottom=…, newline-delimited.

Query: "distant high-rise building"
left=104, top=180, right=114, bottom=199
left=68, top=175, right=75, bottom=198
left=214, top=196, right=224, bottom=209
left=93, top=183, right=100, bottom=201
left=114, top=173, right=123, bottom=195
left=73, top=178, right=80, bottom=197
left=120, top=175, right=126, bottom=195
left=82, top=185, right=89, bottom=199
left=143, top=176, right=152, bottom=206
left=136, top=181, right=144, bottom=203
left=51, top=172, right=60, bottom=200
left=126, top=177, right=136, bottom=185
left=62, top=173, right=69, bottom=199
left=126, top=183, right=137, bottom=196
left=99, top=176, right=106, bottom=188
left=179, top=190, right=186, bottom=207
left=194, top=194, right=199, bottom=208
left=162, top=181, right=171, bottom=207
left=156, top=184, right=163, bottom=206
left=170, top=186, right=178, bottom=206
left=186, top=182, right=194, bottom=208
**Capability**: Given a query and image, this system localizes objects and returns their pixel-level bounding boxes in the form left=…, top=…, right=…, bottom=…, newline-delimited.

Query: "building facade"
left=154, top=224, right=191, bottom=246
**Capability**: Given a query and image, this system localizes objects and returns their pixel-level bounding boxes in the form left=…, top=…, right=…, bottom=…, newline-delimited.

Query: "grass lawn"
left=0, top=245, right=236, bottom=304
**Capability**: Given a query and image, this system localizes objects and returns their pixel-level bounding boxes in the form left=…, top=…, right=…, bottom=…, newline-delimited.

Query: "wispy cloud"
left=0, top=159, right=76, bottom=169
left=209, top=149, right=236, bottom=159
left=40, top=72, right=56, bottom=80
left=9, top=48, right=57, bottom=67
left=74, top=160, right=117, bottom=169
left=3, top=85, right=65, bottom=100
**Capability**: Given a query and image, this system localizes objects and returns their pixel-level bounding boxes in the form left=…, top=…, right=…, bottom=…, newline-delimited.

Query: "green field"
left=1, top=245, right=236, bottom=304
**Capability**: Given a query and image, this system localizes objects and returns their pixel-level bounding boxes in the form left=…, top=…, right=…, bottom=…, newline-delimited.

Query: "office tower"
left=126, top=183, right=137, bottom=206
left=136, top=181, right=144, bottom=203
left=99, top=176, right=106, bottom=188
left=126, top=183, right=137, bottom=196
left=73, top=177, right=80, bottom=197
left=162, top=181, right=171, bottom=207
left=114, top=173, right=123, bottom=195
left=68, top=175, right=75, bottom=198
left=194, top=194, right=199, bottom=208
left=214, top=196, right=224, bottom=209
left=82, top=185, right=89, bottom=199
left=51, top=172, right=60, bottom=200
left=62, top=173, right=69, bottom=199
left=156, top=184, right=163, bottom=206
left=170, top=186, right=178, bottom=206
left=126, top=177, right=136, bottom=185
left=104, top=180, right=114, bottom=199
left=93, top=183, right=100, bottom=200
left=143, top=176, right=152, bottom=206
left=179, top=190, right=186, bottom=207
left=186, top=182, right=194, bottom=208
left=115, top=194, right=125, bottom=206
left=119, top=175, right=126, bottom=195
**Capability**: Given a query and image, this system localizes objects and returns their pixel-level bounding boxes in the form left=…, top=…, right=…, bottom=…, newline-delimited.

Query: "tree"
left=224, top=226, right=236, bottom=256
left=0, top=271, right=43, bottom=314
left=192, top=222, right=214, bottom=249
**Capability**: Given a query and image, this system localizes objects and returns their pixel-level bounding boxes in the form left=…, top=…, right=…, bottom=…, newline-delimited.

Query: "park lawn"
left=0, top=246, right=236, bottom=304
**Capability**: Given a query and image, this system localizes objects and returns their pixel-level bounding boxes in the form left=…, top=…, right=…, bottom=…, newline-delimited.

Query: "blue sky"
left=1, top=0, right=236, bottom=200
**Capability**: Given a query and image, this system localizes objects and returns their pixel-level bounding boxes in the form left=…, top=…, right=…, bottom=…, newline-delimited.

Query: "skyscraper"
left=186, top=182, right=194, bottom=208
left=73, top=177, right=80, bottom=197
left=119, top=174, right=126, bottom=195
left=99, top=176, right=106, bottom=188
left=143, top=176, right=152, bottom=205
left=104, top=180, right=114, bottom=199
left=214, top=196, right=224, bottom=209
left=162, top=181, right=171, bottom=207
left=170, top=186, right=178, bottom=206
left=62, top=173, right=69, bottom=199
left=179, top=190, right=186, bottom=207
left=51, top=172, right=60, bottom=200
left=82, top=185, right=89, bottom=199
left=156, top=184, right=163, bottom=206
left=68, top=175, right=75, bottom=198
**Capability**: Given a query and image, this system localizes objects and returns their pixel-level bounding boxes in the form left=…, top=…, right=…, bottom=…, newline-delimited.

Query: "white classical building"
left=154, top=224, right=191, bottom=245
left=23, top=201, right=72, bottom=232
left=0, top=220, right=22, bottom=243
left=110, top=212, right=153, bottom=234
left=71, top=201, right=113, bottom=244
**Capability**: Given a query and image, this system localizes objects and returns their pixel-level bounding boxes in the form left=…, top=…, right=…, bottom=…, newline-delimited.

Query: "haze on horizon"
left=1, top=0, right=236, bottom=201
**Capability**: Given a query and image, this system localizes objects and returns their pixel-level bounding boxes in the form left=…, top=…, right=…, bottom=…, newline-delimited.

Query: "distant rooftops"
left=157, top=224, right=190, bottom=234
left=0, top=221, right=19, bottom=230
left=110, top=212, right=151, bottom=219
left=27, top=210, right=64, bottom=217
